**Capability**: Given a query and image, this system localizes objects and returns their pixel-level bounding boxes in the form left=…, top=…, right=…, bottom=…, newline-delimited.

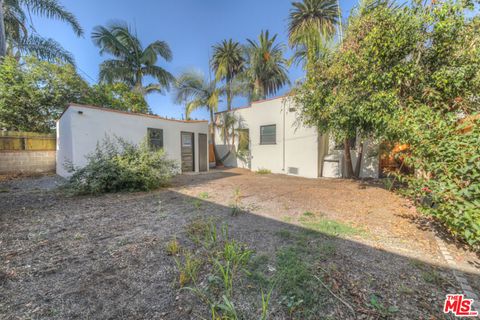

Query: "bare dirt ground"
left=1, top=168, right=478, bottom=319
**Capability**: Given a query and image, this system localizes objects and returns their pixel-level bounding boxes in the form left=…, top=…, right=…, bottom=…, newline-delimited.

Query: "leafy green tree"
left=86, top=83, right=149, bottom=114
left=92, top=21, right=174, bottom=98
left=0, top=56, right=148, bottom=132
left=296, top=0, right=480, bottom=247
left=244, top=30, right=289, bottom=102
left=288, top=0, right=339, bottom=67
left=0, top=56, right=88, bottom=132
left=211, top=39, right=245, bottom=111
left=0, top=0, right=83, bottom=64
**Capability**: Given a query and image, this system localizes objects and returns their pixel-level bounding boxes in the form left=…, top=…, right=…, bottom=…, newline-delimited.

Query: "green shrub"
left=397, top=113, right=480, bottom=249
left=256, top=168, right=271, bottom=174
left=65, top=136, right=178, bottom=195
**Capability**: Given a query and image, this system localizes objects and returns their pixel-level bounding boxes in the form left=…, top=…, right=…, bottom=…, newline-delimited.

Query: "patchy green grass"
left=256, top=168, right=271, bottom=174
left=302, top=211, right=315, bottom=217
left=190, top=198, right=203, bottom=210
left=275, top=229, right=294, bottom=240
left=299, top=216, right=364, bottom=237
left=369, top=294, right=399, bottom=317
left=165, top=238, right=180, bottom=256
left=198, top=191, right=209, bottom=199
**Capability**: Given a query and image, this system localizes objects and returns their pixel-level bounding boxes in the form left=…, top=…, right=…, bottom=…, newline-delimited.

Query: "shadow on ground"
left=0, top=172, right=477, bottom=319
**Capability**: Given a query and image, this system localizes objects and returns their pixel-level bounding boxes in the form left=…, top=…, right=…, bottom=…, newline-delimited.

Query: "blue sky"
left=35, top=0, right=358, bottom=120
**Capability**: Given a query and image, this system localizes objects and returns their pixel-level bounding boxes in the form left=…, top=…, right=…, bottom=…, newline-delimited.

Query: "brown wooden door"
left=181, top=132, right=194, bottom=172
left=198, top=133, right=207, bottom=172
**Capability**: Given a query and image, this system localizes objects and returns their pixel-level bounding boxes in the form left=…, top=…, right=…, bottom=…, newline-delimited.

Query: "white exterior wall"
left=215, top=97, right=320, bottom=179
left=57, top=104, right=209, bottom=177
left=215, top=96, right=380, bottom=179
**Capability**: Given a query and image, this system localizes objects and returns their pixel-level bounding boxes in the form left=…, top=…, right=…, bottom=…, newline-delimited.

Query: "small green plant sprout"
left=230, top=188, right=242, bottom=216
left=174, top=250, right=202, bottom=287
left=191, top=198, right=202, bottom=210
left=383, top=177, right=395, bottom=190
left=73, top=232, right=84, bottom=240
left=302, top=211, right=314, bottom=217
left=256, top=168, right=271, bottom=174
left=214, top=258, right=233, bottom=297
left=260, top=286, right=274, bottom=320
left=199, top=191, right=209, bottom=199
left=186, top=217, right=209, bottom=243
left=166, top=237, right=180, bottom=256
left=205, top=220, right=219, bottom=247
left=369, top=294, right=399, bottom=317
left=216, top=295, right=239, bottom=320
left=222, top=239, right=253, bottom=271
left=281, top=295, right=304, bottom=317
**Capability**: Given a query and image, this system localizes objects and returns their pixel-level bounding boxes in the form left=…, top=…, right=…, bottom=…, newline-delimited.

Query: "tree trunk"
left=0, top=0, right=6, bottom=58
left=209, top=108, right=222, bottom=166
left=226, top=80, right=232, bottom=111
left=343, top=138, right=354, bottom=178
left=354, top=141, right=364, bottom=178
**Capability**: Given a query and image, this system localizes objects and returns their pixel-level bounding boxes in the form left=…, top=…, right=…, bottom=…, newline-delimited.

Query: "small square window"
left=148, top=128, right=163, bottom=150
left=260, top=125, right=276, bottom=145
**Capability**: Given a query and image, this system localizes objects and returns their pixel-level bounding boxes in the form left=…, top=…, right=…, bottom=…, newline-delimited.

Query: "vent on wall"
left=288, top=167, right=299, bottom=175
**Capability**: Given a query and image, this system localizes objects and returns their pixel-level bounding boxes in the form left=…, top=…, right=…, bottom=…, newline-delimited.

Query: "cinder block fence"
left=0, top=131, right=56, bottom=174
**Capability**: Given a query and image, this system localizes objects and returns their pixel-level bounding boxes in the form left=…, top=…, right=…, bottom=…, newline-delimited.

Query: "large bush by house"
left=295, top=0, right=480, bottom=248
left=65, top=137, right=178, bottom=195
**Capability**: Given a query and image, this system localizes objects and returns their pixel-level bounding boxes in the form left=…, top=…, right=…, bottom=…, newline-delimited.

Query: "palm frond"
left=174, top=70, right=221, bottom=115
left=91, top=23, right=132, bottom=58
left=245, top=30, right=289, bottom=100
left=142, top=40, right=172, bottom=65
left=143, top=83, right=164, bottom=94
left=211, top=39, right=245, bottom=82
left=19, top=35, right=75, bottom=65
left=92, top=20, right=174, bottom=97
left=99, top=59, right=134, bottom=84
left=22, top=0, right=84, bottom=36
left=174, top=70, right=206, bottom=103
left=288, top=0, right=338, bottom=46
left=141, top=65, right=174, bottom=88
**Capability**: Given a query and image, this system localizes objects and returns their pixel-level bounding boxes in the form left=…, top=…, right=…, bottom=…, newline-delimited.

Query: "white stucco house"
left=56, top=103, right=209, bottom=177
left=214, top=96, right=380, bottom=179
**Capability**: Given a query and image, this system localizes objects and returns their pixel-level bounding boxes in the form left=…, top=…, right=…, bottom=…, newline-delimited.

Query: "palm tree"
left=0, top=0, right=83, bottom=64
left=244, top=30, right=289, bottom=102
left=211, top=39, right=245, bottom=111
left=174, top=70, right=224, bottom=164
left=288, top=0, right=339, bottom=66
left=92, top=21, right=174, bottom=97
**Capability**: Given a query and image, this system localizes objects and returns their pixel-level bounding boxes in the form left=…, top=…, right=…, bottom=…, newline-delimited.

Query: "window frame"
left=260, top=124, right=276, bottom=145
left=147, top=128, right=164, bottom=150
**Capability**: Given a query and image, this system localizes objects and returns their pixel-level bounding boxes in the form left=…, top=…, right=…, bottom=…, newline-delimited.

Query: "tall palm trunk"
left=0, top=0, right=6, bottom=58
left=226, top=80, right=232, bottom=111
left=254, top=78, right=265, bottom=101
left=343, top=138, right=354, bottom=178
left=209, top=108, right=222, bottom=166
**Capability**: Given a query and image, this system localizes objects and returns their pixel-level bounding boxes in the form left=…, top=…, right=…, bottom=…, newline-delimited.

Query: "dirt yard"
left=1, top=168, right=478, bottom=319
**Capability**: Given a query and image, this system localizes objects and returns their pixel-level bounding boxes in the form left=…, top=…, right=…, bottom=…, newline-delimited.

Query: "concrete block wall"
left=0, top=151, right=56, bottom=174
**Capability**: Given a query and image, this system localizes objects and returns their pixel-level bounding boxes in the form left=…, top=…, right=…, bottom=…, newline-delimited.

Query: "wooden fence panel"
left=0, top=131, right=56, bottom=151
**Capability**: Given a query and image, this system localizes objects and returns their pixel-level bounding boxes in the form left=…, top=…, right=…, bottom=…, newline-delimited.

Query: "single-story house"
left=214, top=96, right=380, bottom=179
left=56, top=103, right=209, bottom=177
